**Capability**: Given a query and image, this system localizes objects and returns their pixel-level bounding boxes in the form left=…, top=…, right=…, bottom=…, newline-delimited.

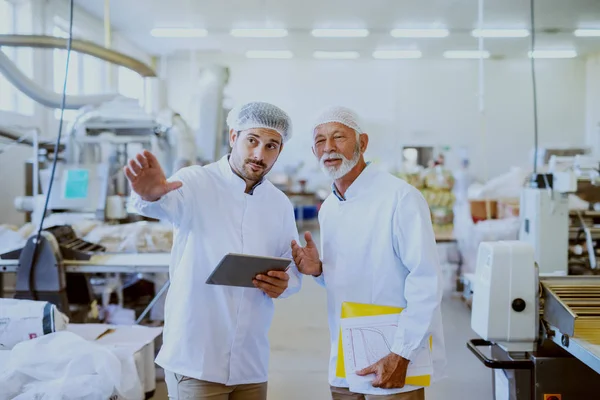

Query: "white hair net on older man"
left=226, top=101, right=293, bottom=142
left=311, top=106, right=364, bottom=134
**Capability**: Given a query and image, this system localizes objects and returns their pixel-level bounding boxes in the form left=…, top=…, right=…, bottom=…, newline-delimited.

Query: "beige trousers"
left=331, top=386, right=425, bottom=400
left=165, top=371, right=268, bottom=400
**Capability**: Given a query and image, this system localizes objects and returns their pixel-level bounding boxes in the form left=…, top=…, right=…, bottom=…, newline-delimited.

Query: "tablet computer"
left=205, top=253, right=292, bottom=288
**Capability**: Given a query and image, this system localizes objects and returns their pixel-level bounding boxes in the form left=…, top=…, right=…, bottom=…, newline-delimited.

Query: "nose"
left=251, top=146, right=265, bottom=161
left=323, top=136, right=337, bottom=153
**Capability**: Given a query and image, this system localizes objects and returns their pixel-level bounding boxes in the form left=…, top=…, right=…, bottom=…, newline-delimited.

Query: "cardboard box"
left=68, top=324, right=163, bottom=398
left=469, top=199, right=498, bottom=222
left=497, top=198, right=520, bottom=219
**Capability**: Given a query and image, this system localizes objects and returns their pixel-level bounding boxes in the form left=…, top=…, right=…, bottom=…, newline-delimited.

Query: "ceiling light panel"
left=231, top=29, right=288, bottom=38
left=390, top=29, right=449, bottom=38
left=313, top=51, right=360, bottom=59
left=372, top=50, right=422, bottom=59
left=311, top=29, right=369, bottom=38
left=574, top=29, right=600, bottom=37
left=528, top=50, right=577, bottom=58
left=471, top=29, right=529, bottom=38
left=444, top=50, right=490, bottom=59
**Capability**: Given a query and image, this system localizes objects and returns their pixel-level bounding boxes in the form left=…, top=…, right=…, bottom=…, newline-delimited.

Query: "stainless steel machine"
left=519, top=156, right=600, bottom=276
left=468, top=241, right=600, bottom=400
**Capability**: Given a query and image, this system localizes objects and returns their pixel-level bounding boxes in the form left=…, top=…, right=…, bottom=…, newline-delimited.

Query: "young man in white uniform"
left=125, top=102, right=302, bottom=400
left=292, top=107, right=446, bottom=399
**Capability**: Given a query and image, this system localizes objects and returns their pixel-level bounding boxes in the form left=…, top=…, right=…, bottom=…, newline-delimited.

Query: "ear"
left=359, top=133, right=369, bottom=154
left=311, top=146, right=317, bottom=157
left=229, top=129, right=237, bottom=148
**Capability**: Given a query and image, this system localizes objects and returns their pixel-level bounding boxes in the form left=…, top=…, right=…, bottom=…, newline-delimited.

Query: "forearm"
left=391, top=269, right=440, bottom=359
left=128, top=189, right=184, bottom=224
left=391, top=190, right=442, bottom=360
left=279, top=263, right=302, bottom=298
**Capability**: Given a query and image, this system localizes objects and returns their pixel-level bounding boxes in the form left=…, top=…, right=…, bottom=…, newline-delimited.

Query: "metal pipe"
left=0, top=34, right=156, bottom=77
left=0, top=50, right=118, bottom=109
left=0, top=125, right=63, bottom=151
left=103, top=0, right=114, bottom=86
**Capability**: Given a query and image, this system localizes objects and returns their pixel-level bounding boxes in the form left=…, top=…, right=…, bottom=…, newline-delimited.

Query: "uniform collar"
left=332, top=161, right=375, bottom=202
left=218, top=155, right=265, bottom=195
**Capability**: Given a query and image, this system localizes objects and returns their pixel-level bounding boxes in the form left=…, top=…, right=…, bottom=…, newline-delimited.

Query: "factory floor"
left=151, top=267, right=493, bottom=399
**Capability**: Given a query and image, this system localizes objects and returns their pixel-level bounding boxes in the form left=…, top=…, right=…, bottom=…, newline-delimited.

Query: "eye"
left=248, top=137, right=256, bottom=144
left=316, top=139, right=325, bottom=145
left=334, top=135, right=343, bottom=140
left=267, top=143, right=279, bottom=150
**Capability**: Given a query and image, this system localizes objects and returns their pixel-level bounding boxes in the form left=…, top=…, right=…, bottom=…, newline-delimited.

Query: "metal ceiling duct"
left=0, top=34, right=156, bottom=77
left=0, top=50, right=118, bottom=109
left=0, top=34, right=157, bottom=109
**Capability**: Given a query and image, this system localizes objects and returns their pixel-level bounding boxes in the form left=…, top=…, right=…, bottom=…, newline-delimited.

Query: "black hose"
left=28, top=0, right=74, bottom=299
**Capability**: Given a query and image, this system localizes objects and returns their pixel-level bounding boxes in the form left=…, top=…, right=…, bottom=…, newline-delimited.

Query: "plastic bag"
left=0, top=225, right=26, bottom=255
left=0, top=299, right=69, bottom=350
left=468, top=167, right=529, bottom=200
left=0, top=331, right=143, bottom=400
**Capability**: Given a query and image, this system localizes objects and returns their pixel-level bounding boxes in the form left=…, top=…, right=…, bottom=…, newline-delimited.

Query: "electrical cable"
left=27, top=0, right=75, bottom=299
left=477, top=0, right=492, bottom=219
left=530, top=0, right=540, bottom=174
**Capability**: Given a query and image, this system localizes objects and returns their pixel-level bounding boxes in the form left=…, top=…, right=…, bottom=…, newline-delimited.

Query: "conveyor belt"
left=0, top=253, right=171, bottom=274
left=542, top=276, right=600, bottom=374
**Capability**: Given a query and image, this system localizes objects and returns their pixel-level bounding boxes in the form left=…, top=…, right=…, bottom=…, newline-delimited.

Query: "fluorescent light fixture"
left=150, top=28, right=208, bottom=37
left=231, top=28, right=288, bottom=38
left=574, top=29, right=600, bottom=37
left=390, top=29, right=449, bottom=38
left=313, top=51, right=360, bottom=59
left=245, top=50, right=293, bottom=59
left=528, top=50, right=577, bottom=58
left=372, top=50, right=422, bottom=59
left=311, top=29, right=369, bottom=38
left=444, top=50, right=490, bottom=59
left=471, top=29, right=529, bottom=38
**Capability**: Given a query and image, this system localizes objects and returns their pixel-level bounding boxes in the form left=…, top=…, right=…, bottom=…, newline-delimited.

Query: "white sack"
left=0, top=299, right=69, bottom=350
left=0, top=331, right=143, bottom=400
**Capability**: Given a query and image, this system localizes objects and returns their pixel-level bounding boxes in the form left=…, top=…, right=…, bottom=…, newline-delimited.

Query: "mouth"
left=323, top=159, right=342, bottom=166
left=247, top=162, right=265, bottom=172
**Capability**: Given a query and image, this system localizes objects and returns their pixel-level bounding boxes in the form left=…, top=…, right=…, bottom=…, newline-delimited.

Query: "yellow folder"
left=336, top=302, right=432, bottom=387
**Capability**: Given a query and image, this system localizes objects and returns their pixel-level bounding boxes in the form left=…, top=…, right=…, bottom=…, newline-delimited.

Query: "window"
left=118, top=66, right=145, bottom=103
left=0, top=0, right=34, bottom=115
left=52, top=25, right=108, bottom=120
left=0, top=1, right=15, bottom=111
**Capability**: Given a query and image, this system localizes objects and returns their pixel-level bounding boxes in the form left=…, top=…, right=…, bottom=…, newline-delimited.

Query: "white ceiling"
left=75, top=0, right=600, bottom=59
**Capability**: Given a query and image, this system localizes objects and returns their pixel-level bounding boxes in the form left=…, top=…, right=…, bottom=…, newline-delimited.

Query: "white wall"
left=165, top=55, right=587, bottom=186
left=586, top=53, right=600, bottom=157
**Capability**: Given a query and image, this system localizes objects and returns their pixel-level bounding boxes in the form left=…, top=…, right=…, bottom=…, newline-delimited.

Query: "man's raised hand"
left=123, top=150, right=182, bottom=202
left=291, top=231, right=322, bottom=276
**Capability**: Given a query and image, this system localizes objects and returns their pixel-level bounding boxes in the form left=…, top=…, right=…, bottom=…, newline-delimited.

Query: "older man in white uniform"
left=125, top=102, right=302, bottom=400
left=292, top=106, right=446, bottom=399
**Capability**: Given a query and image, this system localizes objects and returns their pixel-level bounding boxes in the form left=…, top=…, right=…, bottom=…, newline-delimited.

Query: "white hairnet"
left=311, top=106, right=363, bottom=134
left=226, top=101, right=292, bottom=142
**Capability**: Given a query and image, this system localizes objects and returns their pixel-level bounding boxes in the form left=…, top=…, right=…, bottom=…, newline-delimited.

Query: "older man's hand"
left=291, top=232, right=322, bottom=276
left=253, top=270, right=289, bottom=298
left=356, top=353, right=410, bottom=389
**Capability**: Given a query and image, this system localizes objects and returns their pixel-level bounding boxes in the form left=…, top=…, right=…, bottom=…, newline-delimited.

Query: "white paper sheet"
left=341, top=314, right=433, bottom=395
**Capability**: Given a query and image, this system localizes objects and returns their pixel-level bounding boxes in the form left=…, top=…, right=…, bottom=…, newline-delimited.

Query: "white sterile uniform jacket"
left=130, top=155, right=302, bottom=385
left=316, top=163, right=446, bottom=395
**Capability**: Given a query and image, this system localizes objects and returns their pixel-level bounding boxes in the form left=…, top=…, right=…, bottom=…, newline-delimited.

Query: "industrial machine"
left=0, top=227, right=170, bottom=320
left=519, top=156, right=600, bottom=276
left=468, top=241, right=600, bottom=399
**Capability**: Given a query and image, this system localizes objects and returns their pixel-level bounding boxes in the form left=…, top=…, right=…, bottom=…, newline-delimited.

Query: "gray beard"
left=319, top=145, right=361, bottom=180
